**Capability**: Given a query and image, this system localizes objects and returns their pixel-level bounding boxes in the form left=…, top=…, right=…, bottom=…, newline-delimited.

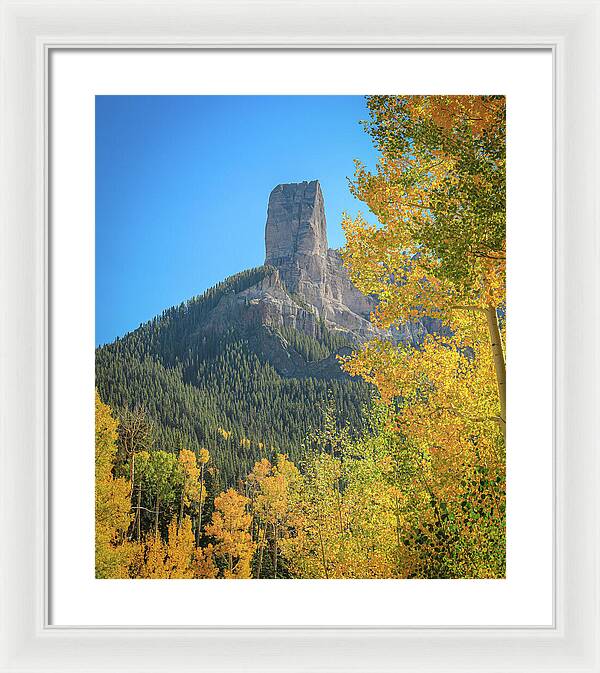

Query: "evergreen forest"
left=96, top=264, right=372, bottom=486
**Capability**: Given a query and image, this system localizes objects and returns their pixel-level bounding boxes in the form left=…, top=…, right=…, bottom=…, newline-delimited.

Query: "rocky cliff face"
left=205, top=180, right=437, bottom=353
left=263, top=181, right=377, bottom=339
left=265, top=181, right=328, bottom=263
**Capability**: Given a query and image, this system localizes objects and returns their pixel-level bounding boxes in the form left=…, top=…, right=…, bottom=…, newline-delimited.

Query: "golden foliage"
left=342, top=94, right=505, bottom=321
left=279, top=410, right=410, bottom=579
left=139, top=516, right=196, bottom=578
left=177, top=448, right=201, bottom=515
left=95, top=390, right=133, bottom=578
left=193, top=544, right=218, bottom=579
left=336, top=95, right=506, bottom=577
left=247, top=454, right=304, bottom=578
left=206, top=488, right=255, bottom=579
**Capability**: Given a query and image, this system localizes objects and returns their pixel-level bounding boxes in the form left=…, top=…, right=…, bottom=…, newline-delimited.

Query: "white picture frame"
left=1, top=1, right=598, bottom=671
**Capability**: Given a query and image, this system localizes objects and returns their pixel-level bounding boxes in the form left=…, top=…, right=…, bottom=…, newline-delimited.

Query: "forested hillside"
left=96, top=266, right=373, bottom=486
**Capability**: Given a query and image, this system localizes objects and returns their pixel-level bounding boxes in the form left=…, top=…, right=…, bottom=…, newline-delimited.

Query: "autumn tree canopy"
left=342, top=95, right=506, bottom=433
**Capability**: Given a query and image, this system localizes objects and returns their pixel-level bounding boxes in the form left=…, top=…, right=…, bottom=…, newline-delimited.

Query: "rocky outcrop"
left=263, top=180, right=381, bottom=341
left=204, top=180, right=438, bottom=352
left=265, top=180, right=328, bottom=262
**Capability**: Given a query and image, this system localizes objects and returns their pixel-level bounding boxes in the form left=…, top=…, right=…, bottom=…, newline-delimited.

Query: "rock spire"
left=265, top=180, right=328, bottom=263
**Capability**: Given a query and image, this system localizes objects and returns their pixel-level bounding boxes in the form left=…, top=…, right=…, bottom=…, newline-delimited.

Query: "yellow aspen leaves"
left=95, top=390, right=133, bottom=578
left=205, top=488, right=255, bottom=579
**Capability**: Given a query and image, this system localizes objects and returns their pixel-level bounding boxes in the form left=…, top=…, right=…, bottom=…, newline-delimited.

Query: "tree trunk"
left=196, top=464, right=205, bottom=547
left=484, top=305, right=506, bottom=438
left=179, top=487, right=184, bottom=529
left=394, top=495, right=402, bottom=566
left=336, top=481, right=344, bottom=534
left=154, top=495, right=160, bottom=539
left=273, top=523, right=278, bottom=579
left=317, top=522, right=329, bottom=579
left=136, top=482, right=142, bottom=541
left=129, top=452, right=136, bottom=526
left=256, top=525, right=265, bottom=579
left=129, top=451, right=135, bottom=486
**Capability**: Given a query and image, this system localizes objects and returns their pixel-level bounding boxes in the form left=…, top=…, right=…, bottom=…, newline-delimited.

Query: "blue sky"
left=96, top=95, right=379, bottom=346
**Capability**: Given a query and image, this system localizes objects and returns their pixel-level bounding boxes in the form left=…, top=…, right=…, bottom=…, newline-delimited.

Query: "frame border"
left=1, top=1, right=598, bottom=671
left=46, top=45, right=556, bottom=631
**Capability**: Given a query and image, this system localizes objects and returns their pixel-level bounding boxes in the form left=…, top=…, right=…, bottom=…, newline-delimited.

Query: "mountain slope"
left=95, top=265, right=373, bottom=486
left=96, top=180, right=437, bottom=485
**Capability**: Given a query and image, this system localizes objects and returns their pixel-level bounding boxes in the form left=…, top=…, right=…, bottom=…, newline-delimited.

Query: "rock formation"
left=207, top=180, right=437, bottom=352
left=265, top=180, right=328, bottom=263
left=264, top=181, right=375, bottom=333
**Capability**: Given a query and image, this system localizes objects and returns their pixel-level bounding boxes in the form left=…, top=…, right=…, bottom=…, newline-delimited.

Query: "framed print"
left=50, top=49, right=552, bottom=628
left=1, top=1, right=599, bottom=672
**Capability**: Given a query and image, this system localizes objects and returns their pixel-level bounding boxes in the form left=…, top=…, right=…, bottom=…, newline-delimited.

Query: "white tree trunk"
left=484, top=306, right=506, bottom=438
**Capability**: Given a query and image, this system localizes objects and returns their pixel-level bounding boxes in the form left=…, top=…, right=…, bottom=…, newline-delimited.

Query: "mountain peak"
left=265, top=180, right=327, bottom=264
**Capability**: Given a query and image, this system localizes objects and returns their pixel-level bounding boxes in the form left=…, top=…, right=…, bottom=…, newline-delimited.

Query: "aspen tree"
left=205, top=488, right=255, bottom=579
left=342, top=95, right=506, bottom=434
left=196, top=448, right=210, bottom=545
left=177, top=449, right=200, bottom=529
left=95, top=391, right=133, bottom=578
